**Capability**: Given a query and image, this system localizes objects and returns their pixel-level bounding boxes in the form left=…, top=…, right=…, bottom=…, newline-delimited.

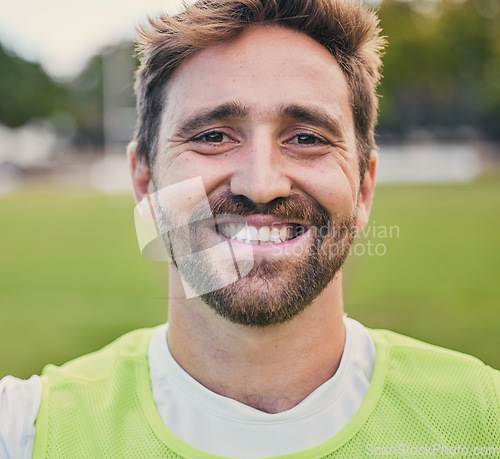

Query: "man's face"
left=148, top=25, right=373, bottom=326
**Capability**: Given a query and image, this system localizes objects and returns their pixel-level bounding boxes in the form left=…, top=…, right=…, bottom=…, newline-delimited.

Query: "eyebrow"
left=172, top=101, right=345, bottom=140
left=279, top=105, right=345, bottom=139
left=173, top=102, right=250, bottom=138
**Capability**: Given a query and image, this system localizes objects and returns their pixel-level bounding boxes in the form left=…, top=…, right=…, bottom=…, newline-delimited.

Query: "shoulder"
left=0, top=375, right=41, bottom=459
left=41, top=327, right=157, bottom=383
left=491, top=368, right=500, bottom=402
left=34, top=327, right=162, bottom=457
left=370, top=327, right=497, bottom=363
left=369, top=328, right=500, bottom=407
left=0, top=329, right=156, bottom=459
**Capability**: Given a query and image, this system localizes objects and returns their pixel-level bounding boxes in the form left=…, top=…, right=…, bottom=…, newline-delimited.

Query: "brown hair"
left=134, top=0, right=385, bottom=178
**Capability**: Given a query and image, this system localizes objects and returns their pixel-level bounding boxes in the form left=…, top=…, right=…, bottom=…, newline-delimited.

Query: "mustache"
left=206, top=189, right=331, bottom=228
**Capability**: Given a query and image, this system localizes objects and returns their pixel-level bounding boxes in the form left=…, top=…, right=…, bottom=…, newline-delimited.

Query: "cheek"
left=299, top=167, right=357, bottom=217
left=151, top=155, right=228, bottom=225
left=155, top=154, right=230, bottom=192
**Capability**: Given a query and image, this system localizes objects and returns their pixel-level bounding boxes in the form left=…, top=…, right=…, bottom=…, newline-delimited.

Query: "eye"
left=287, top=133, right=329, bottom=146
left=203, top=132, right=224, bottom=143
left=188, top=129, right=239, bottom=155
left=297, top=134, right=319, bottom=144
left=192, top=131, right=233, bottom=144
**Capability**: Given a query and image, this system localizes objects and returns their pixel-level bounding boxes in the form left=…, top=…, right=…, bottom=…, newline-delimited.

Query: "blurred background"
left=1, top=0, right=499, bottom=378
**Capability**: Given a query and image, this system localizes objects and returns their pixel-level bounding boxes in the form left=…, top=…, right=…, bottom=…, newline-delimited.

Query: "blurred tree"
left=61, top=42, right=135, bottom=149
left=0, top=41, right=135, bottom=150
left=0, top=44, right=69, bottom=128
left=377, top=0, right=500, bottom=141
left=66, top=53, right=105, bottom=148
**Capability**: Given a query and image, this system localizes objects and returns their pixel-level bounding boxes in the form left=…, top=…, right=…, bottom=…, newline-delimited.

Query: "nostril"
left=230, top=175, right=291, bottom=204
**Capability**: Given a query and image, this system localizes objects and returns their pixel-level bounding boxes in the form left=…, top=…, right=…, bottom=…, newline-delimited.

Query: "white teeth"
left=258, top=226, right=270, bottom=242
left=270, top=227, right=280, bottom=243
left=218, top=223, right=305, bottom=245
left=279, top=227, right=288, bottom=242
left=247, top=225, right=259, bottom=241
left=233, top=224, right=245, bottom=240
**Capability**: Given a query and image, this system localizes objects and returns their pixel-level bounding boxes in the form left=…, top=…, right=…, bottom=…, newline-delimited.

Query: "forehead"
left=162, top=25, right=353, bottom=130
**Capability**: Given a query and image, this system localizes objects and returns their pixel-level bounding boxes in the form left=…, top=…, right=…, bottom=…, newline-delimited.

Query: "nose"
left=230, top=137, right=292, bottom=204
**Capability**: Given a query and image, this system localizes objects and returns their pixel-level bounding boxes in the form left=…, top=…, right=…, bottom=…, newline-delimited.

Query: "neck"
left=167, top=269, right=346, bottom=414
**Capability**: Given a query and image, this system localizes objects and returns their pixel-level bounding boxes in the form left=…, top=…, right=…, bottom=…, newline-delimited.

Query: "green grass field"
left=1, top=175, right=499, bottom=379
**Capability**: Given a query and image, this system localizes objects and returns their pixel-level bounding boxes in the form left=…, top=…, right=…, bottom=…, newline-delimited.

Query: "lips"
left=216, top=221, right=309, bottom=245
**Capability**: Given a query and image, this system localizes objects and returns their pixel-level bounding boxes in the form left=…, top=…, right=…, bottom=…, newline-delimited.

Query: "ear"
left=355, top=150, right=377, bottom=231
left=128, top=141, right=152, bottom=204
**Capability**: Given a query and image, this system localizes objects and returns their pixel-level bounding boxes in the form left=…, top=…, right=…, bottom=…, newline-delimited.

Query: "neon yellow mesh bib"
left=33, top=327, right=500, bottom=458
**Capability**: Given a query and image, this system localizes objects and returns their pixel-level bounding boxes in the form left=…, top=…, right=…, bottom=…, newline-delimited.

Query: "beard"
left=157, top=189, right=356, bottom=327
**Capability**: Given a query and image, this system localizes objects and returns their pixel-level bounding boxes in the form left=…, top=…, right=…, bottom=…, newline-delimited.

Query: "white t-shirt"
left=0, top=317, right=375, bottom=458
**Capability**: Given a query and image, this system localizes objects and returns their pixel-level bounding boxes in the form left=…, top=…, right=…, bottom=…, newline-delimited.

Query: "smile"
left=216, top=222, right=309, bottom=245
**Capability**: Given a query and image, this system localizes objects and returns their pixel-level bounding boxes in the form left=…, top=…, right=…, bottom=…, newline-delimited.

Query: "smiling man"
left=1, top=0, right=499, bottom=457
left=146, top=23, right=368, bottom=330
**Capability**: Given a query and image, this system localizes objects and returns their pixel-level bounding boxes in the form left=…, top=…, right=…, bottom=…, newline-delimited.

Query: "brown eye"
left=297, top=134, right=317, bottom=144
left=204, top=132, right=224, bottom=142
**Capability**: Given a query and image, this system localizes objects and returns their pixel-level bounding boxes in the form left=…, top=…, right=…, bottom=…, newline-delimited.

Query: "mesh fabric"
left=33, top=328, right=500, bottom=458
